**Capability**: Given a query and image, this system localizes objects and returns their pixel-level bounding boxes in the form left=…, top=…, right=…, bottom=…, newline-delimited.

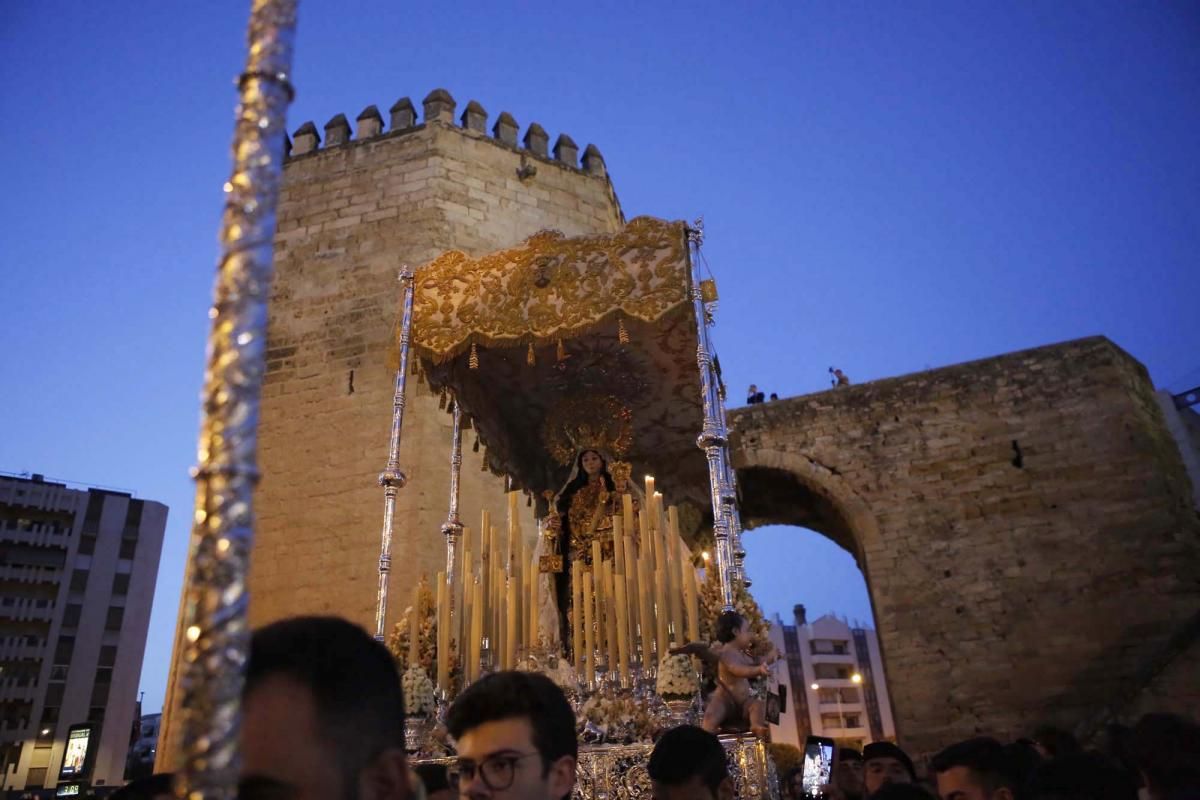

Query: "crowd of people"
left=779, top=720, right=1200, bottom=800
left=110, top=615, right=1198, bottom=800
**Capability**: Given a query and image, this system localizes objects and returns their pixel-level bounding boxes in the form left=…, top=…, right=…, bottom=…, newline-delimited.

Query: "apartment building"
left=768, top=604, right=896, bottom=750
left=0, top=473, right=166, bottom=792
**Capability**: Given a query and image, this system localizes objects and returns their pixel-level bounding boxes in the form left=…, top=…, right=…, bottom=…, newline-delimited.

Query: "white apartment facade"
left=768, top=605, right=896, bottom=751
left=0, top=473, right=166, bottom=792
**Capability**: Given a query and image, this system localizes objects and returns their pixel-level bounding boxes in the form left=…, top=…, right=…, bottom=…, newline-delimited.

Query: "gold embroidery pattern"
left=411, top=217, right=690, bottom=361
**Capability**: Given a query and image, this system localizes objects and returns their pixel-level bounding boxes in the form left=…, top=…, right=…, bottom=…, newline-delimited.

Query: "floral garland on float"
left=387, top=575, right=463, bottom=698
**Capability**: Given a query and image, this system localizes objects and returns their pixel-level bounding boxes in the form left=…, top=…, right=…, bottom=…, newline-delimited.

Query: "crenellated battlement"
left=287, top=87, right=608, bottom=178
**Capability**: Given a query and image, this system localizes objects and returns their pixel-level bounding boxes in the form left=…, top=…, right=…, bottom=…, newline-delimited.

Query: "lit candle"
left=644, top=475, right=655, bottom=505
left=637, top=543, right=655, bottom=666
left=436, top=573, right=449, bottom=690
left=469, top=577, right=483, bottom=683
left=506, top=580, right=518, bottom=670
left=591, top=540, right=604, bottom=655
left=528, top=552, right=539, bottom=650
left=612, top=516, right=625, bottom=574
left=604, top=561, right=618, bottom=679
left=621, top=532, right=639, bottom=661
left=409, top=583, right=421, bottom=667
left=639, top=509, right=654, bottom=572
left=667, top=507, right=684, bottom=644
left=622, top=494, right=635, bottom=548
left=572, top=560, right=583, bottom=673
left=582, top=571, right=595, bottom=686
left=686, top=563, right=700, bottom=643
left=654, top=567, right=669, bottom=662
left=614, top=577, right=630, bottom=684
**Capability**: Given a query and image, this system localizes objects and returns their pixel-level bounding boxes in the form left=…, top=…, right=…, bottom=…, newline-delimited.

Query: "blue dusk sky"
left=1, top=2, right=1196, bottom=714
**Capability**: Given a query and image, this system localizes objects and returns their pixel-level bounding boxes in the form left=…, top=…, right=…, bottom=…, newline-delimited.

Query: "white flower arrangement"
left=656, top=654, right=698, bottom=700
left=580, top=694, right=659, bottom=744
left=515, top=653, right=578, bottom=692
left=402, top=665, right=436, bottom=717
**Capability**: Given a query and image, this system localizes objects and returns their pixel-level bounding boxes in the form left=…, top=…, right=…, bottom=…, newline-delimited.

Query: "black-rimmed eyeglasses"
left=448, top=751, right=540, bottom=792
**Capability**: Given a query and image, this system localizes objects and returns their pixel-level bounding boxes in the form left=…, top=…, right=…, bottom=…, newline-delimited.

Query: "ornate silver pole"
left=376, top=267, right=416, bottom=641
left=716, top=389, right=748, bottom=586
left=688, top=220, right=736, bottom=611
left=179, top=2, right=296, bottom=797
left=442, top=398, right=464, bottom=584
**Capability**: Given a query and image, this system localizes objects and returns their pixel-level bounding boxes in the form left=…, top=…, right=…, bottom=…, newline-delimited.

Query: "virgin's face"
left=580, top=451, right=603, bottom=476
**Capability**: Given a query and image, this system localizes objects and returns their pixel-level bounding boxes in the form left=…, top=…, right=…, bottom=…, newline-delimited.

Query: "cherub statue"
left=671, top=609, right=779, bottom=740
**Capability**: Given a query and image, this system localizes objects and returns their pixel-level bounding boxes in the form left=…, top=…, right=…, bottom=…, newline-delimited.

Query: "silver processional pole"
left=179, top=1, right=297, bottom=797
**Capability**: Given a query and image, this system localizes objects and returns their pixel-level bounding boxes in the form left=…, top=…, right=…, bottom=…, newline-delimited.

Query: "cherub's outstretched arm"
left=670, top=641, right=720, bottom=667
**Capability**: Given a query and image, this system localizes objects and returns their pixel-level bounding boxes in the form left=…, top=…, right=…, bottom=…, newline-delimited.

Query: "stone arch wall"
left=729, top=337, right=1200, bottom=756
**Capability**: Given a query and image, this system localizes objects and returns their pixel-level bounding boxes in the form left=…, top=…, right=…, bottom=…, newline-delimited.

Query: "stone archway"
left=728, top=337, right=1200, bottom=756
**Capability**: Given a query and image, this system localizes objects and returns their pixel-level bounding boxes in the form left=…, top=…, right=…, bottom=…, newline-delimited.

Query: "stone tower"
left=158, top=89, right=624, bottom=768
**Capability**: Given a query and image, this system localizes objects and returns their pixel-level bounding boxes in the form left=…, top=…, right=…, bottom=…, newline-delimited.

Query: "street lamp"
left=851, top=672, right=862, bottom=684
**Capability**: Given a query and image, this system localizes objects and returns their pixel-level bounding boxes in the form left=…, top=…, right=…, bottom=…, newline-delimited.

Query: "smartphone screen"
left=801, top=736, right=836, bottom=798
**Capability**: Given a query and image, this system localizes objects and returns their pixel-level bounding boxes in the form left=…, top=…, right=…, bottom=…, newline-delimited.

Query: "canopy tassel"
left=527, top=342, right=536, bottom=366
left=618, top=316, right=630, bottom=345
left=469, top=342, right=479, bottom=370
left=556, top=339, right=566, bottom=362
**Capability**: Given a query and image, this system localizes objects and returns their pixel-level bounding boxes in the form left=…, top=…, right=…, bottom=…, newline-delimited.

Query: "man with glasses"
left=445, top=671, right=577, bottom=800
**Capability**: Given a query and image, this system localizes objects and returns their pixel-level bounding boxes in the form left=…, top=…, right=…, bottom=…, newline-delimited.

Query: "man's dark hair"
left=1030, top=752, right=1137, bottom=800
left=839, top=748, right=863, bottom=764
left=246, top=616, right=405, bottom=793
left=108, top=773, right=174, bottom=800
left=446, top=670, right=577, bottom=769
left=870, top=785, right=935, bottom=800
left=931, top=738, right=1019, bottom=794
left=783, top=766, right=804, bottom=791
left=415, top=763, right=450, bottom=794
left=1031, top=725, right=1080, bottom=759
left=649, top=725, right=729, bottom=794
left=715, top=611, right=745, bottom=644
left=1128, top=713, right=1200, bottom=800
left=864, top=742, right=916, bottom=781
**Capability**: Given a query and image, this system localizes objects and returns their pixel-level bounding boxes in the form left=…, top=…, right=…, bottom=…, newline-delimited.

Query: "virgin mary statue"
left=533, top=467, right=649, bottom=658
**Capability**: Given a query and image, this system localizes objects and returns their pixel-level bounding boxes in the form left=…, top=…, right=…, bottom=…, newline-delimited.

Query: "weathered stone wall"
left=729, top=337, right=1200, bottom=756
left=157, top=91, right=623, bottom=770
left=252, top=94, right=622, bottom=628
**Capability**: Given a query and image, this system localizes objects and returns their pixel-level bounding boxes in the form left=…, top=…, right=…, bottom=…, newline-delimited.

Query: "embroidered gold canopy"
left=407, top=216, right=715, bottom=519
left=412, top=216, right=691, bottom=361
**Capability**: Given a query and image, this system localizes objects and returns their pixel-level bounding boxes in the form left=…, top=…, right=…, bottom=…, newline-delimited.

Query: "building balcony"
left=0, top=529, right=69, bottom=550
left=809, top=652, right=858, bottom=664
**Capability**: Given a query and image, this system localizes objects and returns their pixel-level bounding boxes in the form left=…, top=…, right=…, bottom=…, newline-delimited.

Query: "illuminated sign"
left=56, top=784, right=81, bottom=797
left=58, top=724, right=95, bottom=780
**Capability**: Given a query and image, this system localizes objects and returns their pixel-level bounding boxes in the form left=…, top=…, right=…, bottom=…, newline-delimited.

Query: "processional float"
left=369, top=218, right=771, bottom=792
left=177, top=1, right=768, bottom=796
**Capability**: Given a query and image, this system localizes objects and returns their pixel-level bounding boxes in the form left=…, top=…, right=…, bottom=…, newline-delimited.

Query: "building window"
left=24, top=767, right=47, bottom=789
left=821, top=713, right=842, bottom=729
left=62, top=603, right=82, bottom=628
left=98, top=645, right=117, bottom=667
left=78, top=535, right=97, bottom=556
left=119, top=538, right=137, bottom=560
left=112, top=573, right=131, bottom=596
left=105, top=606, right=124, bottom=632
left=813, top=663, right=852, bottom=680
left=88, top=706, right=105, bottom=723
left=54, top=636, right=75, bottom=666
left=69, top=568, right=89, bottom=592
left=844, top=714, right=862, bottom=728
left=83, top=491, right=105, bottom=533
left=44, top=682, right=65, bottom=706
left=90, top=678, right=111, bottom=707
left=811, top=639, right=850, bottom=655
